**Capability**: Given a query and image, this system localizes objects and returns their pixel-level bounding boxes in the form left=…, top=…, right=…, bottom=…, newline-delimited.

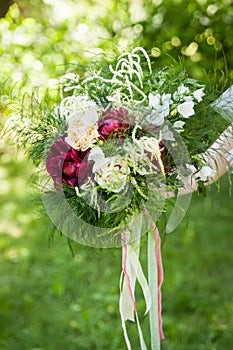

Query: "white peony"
left=94, top=157, right=130, bottom=193
left=65, top=122, right=99, bottom=151
left=177, top=100, right=195, bottom=118
left=60, top=95, right=99, bottom=151
left=88, top=147, right=109, bottom=172
left=89, top=148, right=130, bottom=193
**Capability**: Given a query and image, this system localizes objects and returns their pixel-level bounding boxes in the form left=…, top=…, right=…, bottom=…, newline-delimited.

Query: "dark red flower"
left=98, top=107, right=132, bottom=140
left=46, top=136, right=91, bottom=188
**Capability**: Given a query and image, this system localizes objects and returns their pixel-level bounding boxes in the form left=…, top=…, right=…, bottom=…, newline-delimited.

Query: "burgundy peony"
left=98, top=107, right=132, bottom=140
left=46, top=136, right=91, bottom=188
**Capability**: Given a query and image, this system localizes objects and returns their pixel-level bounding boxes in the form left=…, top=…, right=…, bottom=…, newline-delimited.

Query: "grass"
left=0, top=145, right=232, bottom=350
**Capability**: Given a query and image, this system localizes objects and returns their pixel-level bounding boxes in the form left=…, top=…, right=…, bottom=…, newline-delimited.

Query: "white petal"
left=161, top=125, right=175, bottom=141
left=193, top=88, right=205, bottom=102
left=88, top=147, right=108, bottom=172
left=199, top=165, right=216, bottom=181
left=83, top=108, right=99, bottom=126
left=177, top=101, right=195, bottom=118
left=173, top=120, right=185, bottom=133
left=177, top=84, right=189, bottom=94
left=146, top=112, right=165, bottom=126
left=148, top=93, right=160, bottom=108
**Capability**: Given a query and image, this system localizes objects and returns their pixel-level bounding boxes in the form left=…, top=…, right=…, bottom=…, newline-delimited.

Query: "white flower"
left=177, top=84, right=190, bottom=95
left=148, top=93, right=160, bottom=108
left=65, top=122, right=98, bottom=151
left=173, top=120, right=185, bottom=133
left=89, top=147, right=108, bottom=172
left=184, top=95, right=193, bottom=102
left=161, top=125, right=175, bottom=141
left=147, top=92, right=172, bottom=124
left=161, top=93, right=172, bottom=104
left=193, top=88, right=205, bottom=102
left=177, top=100, right=195, bottom=118
left=60, top=95, right=99, bottom=125
left=198, top=165, right=216, bottom=181
left=61, top=95, right=99, bottom=151
left=173, top=84, right=190, bottom=100
left=146, top=111, right=165, bottom=126
left=89, top=148, right=130, bottom=193
left=95, top=157, right=130, bottom=193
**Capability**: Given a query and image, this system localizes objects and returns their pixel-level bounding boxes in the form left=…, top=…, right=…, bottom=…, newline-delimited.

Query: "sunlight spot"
left=199, top=16, right=210, bottom=26
left=45, top=0, right=75, bottom=25
left=70, top=303, right=81, bottom=312
left=129, top=0, right=147, bottom=23
left=12, top=71, right=23, bottom=82
left=5, top=247, right=29, bottom=261
left=33, top=60, right=44, bottom=72
left=98, top=320, right=105, bottom=328
left=171, top=37, right=181, bottom=47
left=181, top=42, right=198, bottom=56
left=196, top=0, right=207, bottom=5
left=151, top=47, right=161, bottom=57
left=152, top=0, right=163, bottom=5
left=207, top=36, right=216, bottom=45
left=107, top=305, right=115, bottom=314
left=191, top=52, right=202, bottom=62
left=205, top=28, right=213, bottom=38
left=0, top=180, right=11, bottom=195
left=207, top=4, right=218, bottom=16
left=69, top=319, right=79, bottom=329
left=163, top=41, right=173, bottom=50
left=0, top=167, right=8, bottom=178
left=0, top=221, right=22, bottom=237
left=214, top=42, right=223, bottom=51
left=152, top=13, right=163, bottom=28
left=48, top=79, right=59, bottom=88
left=134, top=24, right=143, bottom=35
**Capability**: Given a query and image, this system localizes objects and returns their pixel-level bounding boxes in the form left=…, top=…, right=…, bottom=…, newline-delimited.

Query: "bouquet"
left=4, top=47, right=233, bottom=349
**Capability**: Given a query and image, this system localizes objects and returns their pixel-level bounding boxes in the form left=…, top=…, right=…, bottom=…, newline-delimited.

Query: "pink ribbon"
left=152, top=222, right=164, bottom=341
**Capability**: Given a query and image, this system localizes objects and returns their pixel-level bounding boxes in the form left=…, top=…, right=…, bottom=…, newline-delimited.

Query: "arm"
left=200, top=123, right=233, bottom=182
left=176, top=123, right=233, bottom=196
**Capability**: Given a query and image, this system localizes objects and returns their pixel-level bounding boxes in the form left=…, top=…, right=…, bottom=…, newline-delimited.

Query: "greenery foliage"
left=0, top=151, right=232, bottom=349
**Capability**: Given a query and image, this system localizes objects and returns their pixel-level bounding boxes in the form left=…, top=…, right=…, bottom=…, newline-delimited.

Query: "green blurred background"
left=0, top=1, right=233, bottom=349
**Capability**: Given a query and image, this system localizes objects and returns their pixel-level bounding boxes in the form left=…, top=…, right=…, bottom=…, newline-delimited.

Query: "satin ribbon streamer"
left=119, top=215, right=164, bottom=349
